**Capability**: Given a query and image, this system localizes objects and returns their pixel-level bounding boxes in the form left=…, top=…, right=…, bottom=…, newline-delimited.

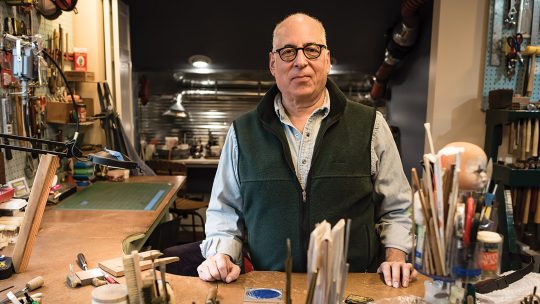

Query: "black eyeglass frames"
left=272, top=43, right=327, bottom=62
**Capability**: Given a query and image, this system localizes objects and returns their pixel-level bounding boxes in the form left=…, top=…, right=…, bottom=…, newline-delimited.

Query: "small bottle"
left=476, top=231, right=503, bottom=279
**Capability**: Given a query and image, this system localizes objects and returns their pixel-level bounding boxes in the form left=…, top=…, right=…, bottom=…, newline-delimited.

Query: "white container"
left=92, top=284, right=128, bottom=304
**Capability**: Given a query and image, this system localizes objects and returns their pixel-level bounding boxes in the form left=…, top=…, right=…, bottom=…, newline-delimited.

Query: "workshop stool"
left=169, top=197, right=209, bottom=243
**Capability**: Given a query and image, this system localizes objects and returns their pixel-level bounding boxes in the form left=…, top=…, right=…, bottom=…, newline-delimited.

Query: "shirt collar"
left=273, top=89, right=331, bottom=123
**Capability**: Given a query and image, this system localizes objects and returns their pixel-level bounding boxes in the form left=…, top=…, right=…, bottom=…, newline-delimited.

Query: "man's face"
left=269, top=17, right=331, bottom=103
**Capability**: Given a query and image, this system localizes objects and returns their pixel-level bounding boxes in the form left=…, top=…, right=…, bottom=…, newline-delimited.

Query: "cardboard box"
left=73, top=47, right=87, bottom=72
left=46, top=98, right=94, bottom=124
left=64, top=71, right=95, bottom=82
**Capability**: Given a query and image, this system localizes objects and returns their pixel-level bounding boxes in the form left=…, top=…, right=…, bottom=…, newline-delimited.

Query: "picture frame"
left=7, top=177, right=30, bottom=198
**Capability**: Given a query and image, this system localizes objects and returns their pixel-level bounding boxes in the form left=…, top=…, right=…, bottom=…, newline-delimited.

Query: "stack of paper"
left=306, top=219, right=349, bottom=304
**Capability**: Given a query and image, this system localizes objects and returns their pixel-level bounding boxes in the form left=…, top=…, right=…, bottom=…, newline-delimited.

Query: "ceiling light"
left=188, top=55, right=212, bottom=68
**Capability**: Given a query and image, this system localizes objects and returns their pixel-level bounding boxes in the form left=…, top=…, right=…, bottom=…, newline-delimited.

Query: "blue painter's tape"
left=246, top=288, right=282, bottom=299
left=144, top=189, right=165, bottom=210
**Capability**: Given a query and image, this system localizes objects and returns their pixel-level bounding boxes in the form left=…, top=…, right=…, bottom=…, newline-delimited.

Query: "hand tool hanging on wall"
left=505, top=0, right=519, bottom=25
left=56, top=24, right=63, bottom=89
left=1, top=97, right=13, bottom=160
left=491, top=0, right=505, bottom=66
left=533, top=118, right=539, bottom=157
left=518, top=0, right=533, bottom=37
left=97, top=82, right=113, bottom=149
left=505, top=33, right=523, bottom=78
left=524, top=48, right=539, bottom=97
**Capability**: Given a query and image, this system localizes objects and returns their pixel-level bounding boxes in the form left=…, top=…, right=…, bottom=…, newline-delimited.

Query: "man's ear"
left=269, top=52, right=276, bottom=75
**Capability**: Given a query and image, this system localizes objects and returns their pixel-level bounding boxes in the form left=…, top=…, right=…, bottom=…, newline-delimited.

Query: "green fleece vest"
left=233, top=79, right=380, bottom=272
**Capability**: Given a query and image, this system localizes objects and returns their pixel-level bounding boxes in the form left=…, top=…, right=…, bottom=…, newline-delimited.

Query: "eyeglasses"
left=272, top=43, right=327, bottom=62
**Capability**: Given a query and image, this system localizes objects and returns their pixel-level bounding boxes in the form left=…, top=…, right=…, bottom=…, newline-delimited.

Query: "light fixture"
left=163, top=93, right=188, bottom=118
left=188, top=54, right=212, bottom=68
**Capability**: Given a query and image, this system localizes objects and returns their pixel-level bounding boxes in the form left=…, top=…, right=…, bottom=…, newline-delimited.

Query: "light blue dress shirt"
left=200, top=89, right=412, bottom=265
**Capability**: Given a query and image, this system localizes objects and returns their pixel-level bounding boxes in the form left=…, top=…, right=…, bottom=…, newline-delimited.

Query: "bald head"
left=272, top=13, right=327, bottom=50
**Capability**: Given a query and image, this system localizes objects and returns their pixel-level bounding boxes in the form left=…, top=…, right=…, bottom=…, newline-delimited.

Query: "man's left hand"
left=377, top=248, right=417, bottom=288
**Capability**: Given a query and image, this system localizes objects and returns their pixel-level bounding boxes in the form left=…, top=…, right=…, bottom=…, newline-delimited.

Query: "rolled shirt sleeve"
left=371, top=112, right=413, bottom=254
left=200, top=126, right=245, bottom=264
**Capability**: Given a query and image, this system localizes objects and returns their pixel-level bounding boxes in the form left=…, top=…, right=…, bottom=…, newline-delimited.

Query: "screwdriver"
left=77, top=253, right=118, bottom=284
left=0, top=276, right=43, bottom=304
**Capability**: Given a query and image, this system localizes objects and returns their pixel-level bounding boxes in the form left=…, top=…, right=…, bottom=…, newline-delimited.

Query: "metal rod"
left=0, top=133, right=68, bottom=146
left=0, top=144, right=67, bottom=157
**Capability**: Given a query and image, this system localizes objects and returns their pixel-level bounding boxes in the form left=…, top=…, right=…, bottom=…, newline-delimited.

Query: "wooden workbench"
left=168, top=271, right=427, bottom=303
left=0, top=174, right=427, bottom=302
left=0, top=175, right=185, bottom=303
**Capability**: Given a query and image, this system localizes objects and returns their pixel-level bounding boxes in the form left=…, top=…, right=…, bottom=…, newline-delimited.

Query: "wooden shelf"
left=492, top=164, right=540, bottom=187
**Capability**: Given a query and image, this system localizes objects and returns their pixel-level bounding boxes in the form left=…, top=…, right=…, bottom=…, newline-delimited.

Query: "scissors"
left=507, top=33, right=524, bottom=62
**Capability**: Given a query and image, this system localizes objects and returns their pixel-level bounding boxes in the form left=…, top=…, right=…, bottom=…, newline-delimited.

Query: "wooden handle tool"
left=533, top=118, right=539, bottom=157
left=526, top=118, right=532, bottom=153
left=509, top=122, right=515, bottom=154
left=523, top=188, right=532, bottom=224
left=527, top=54, right=536, bottom=97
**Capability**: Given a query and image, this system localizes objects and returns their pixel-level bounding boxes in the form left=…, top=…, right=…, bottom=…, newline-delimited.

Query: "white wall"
left=72, top=0, right=105, bottom=145
left=427, top=0, right=489, bottom=152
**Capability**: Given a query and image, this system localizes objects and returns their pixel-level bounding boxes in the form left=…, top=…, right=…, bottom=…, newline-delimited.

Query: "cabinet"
left=484, top=109, right=540, bottom=271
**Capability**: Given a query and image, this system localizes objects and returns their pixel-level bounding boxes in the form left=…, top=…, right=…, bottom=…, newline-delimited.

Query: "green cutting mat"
left=57, top=182, right=173, bottom=210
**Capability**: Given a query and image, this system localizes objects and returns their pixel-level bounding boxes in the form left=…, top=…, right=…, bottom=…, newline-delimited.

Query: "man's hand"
left=377, top=248, right=417, bottom=288
left=197, top=253, right=241, bottom=283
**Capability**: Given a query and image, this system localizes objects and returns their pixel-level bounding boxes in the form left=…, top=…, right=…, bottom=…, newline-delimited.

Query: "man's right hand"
left=197, top=253, right=241, bottom=283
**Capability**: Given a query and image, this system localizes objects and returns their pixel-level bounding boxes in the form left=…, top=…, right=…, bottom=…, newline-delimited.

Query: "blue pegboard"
left=0, top=3, right=73, bottom=186
left=483, top=0, right=540, bottom=108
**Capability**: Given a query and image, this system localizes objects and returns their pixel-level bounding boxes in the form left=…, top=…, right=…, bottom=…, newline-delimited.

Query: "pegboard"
left=0, top=3, right=74, bottom=186
left=483, top=0, right=540, bottom=108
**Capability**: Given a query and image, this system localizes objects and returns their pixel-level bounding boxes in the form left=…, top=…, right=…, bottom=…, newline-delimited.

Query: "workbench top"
left=0, top=175, right=427, bottom=302
left=1, top=175, right=185, bottom=303
left=167, top=271, right=427, bottom=304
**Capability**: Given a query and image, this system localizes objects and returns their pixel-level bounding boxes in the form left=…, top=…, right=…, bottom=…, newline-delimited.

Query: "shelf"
left=492, top=163, right=540, bottom=187
left=484, top=109, right=540, bottom=160
left=486, top=109, right=540, bottom=125
left=47, top=120, right=97, bottom=126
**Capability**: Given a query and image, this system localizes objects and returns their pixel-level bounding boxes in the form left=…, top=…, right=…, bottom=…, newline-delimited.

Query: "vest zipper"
left=261, top=120, right=307, bottom=268
left=301, top=116, right=340, bottom=262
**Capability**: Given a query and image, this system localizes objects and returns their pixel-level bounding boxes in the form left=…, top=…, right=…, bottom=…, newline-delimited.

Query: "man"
left=172, top=13, right=416, bottom=288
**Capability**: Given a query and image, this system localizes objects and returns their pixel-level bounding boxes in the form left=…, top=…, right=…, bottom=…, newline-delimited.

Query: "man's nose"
left=294, top=50, right=308, bottom=67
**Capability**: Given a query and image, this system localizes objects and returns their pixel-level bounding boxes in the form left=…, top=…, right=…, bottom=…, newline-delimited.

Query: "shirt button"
left=306, top=132, right=310, bottom=137
left=302, top=159, right=307, bottom=164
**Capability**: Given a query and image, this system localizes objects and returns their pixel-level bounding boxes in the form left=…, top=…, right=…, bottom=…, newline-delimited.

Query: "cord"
left=40, top=50, right=80, bottom=138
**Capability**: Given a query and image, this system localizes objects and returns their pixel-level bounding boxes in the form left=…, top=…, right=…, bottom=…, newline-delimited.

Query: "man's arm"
left=198, top=126, right=243, bottom=282
left=371, top=112, right=417, bottom=287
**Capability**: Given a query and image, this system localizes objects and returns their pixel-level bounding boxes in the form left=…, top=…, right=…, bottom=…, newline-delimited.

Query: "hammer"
left=521, top=45, right=540, bottom=97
